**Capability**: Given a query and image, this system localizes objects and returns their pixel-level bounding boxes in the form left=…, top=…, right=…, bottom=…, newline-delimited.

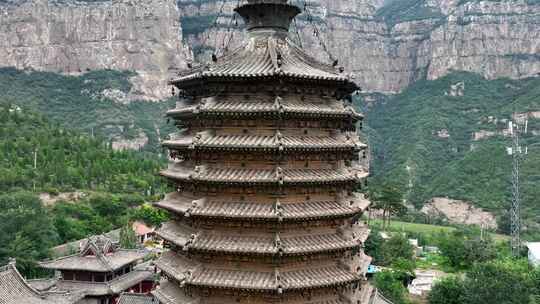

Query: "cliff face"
left=0, top=0, right=190, bottom=100
left=178, top=0, right=540, bottom=94
left=1, top=0, right=539, bottom=97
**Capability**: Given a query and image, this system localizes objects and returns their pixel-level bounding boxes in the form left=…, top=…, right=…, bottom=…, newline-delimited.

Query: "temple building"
left=0, top=260, right=84, bottom=304
left=37, top=235, right=155, bottom=304
left=152, top=0, right=372, bottom=303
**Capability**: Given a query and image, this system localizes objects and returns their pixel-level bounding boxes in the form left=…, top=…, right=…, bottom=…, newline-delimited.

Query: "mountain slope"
left=365, top=72, right=540, bottom=237
left=0, top=68, right=176, bottom=152
left=0, top=103, right=167, bottom=194
left=1, top=0, right=539, bottom=96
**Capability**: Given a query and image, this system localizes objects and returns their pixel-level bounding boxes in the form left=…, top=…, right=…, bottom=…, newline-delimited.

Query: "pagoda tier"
left=160, top=164, right=368, bottom=187
left=169, top=37, right=357, bottom=96
left=156, top=221, right=369, bottom=256
left=155, top=192, right=370, bottom=222
left=154, top=0, right=371, bottom=303
left=155, top=251, right=365, bottom=293
left=153, top=280, right=365, bottom=304
left=164, top=132, right=366, bottom=154
left=166, top=97, right=363, bottom=122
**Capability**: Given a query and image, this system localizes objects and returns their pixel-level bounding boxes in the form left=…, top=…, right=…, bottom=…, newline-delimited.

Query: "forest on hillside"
left=0, top=104, right=169, bottom=277
left=365, top=72, right=540, bottom=239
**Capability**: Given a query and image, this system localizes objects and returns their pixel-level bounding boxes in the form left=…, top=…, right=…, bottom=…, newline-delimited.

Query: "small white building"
left=408, top=270, right=446, bottom=296
left=526, top=242, right=540, bottom=267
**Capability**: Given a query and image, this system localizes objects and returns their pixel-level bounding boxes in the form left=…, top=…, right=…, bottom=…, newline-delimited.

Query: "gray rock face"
left=178, top=0, right=540, bottom=94
left=0, top=0, right=190, bottom=100
left=1, top=0, right=539, bottom=97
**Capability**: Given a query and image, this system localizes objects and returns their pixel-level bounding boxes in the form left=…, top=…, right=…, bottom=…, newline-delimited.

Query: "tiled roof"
left=117, top=293, right=156, bottom=304
left=40, top=249, right=149, bottom=272
left=0, top=262, right=79, bottom=304
left=164, top=132, right=366, bottom=153
left=155, top=192, right=370, bottom=221
left=155, top=252, right=362, bottom=292
left=151, top=281, right=200, bottom=304
left=54, top=269, right=154, bottom=296
left=156, top=221, right=369, bottom=256
left=166, top=97, right=363, bottom=120
left=161, top=164, right=367, bottom=186
left=170, top=36, right=358, bottom=92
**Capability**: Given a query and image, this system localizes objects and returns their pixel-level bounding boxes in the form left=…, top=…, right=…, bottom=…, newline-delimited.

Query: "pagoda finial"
left=235, top=0, right=300, bottom=36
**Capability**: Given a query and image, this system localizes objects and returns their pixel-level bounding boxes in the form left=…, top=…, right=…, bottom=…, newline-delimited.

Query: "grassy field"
left=368, top=219, right=510, bottom=242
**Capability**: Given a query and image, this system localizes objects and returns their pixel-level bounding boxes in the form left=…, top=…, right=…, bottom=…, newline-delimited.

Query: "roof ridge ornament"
left=275, top=167, right=284, bottom=184
left=274, top=268, right=283, bottom=294
left=274, top=233, right=283, bottom=256
left=274, top=199, right=284, bottom=222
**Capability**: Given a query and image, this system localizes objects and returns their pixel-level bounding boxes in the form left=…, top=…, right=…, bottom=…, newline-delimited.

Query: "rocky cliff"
left=178, top=0, right=540, bottom=94
left=1, top=0, right=539, bottom=97
left=0, top=0, right=190, bottom=100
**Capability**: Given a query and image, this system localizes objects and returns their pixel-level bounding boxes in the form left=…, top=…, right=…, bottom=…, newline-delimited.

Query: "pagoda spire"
left=235, top=0, right=301, bottom=36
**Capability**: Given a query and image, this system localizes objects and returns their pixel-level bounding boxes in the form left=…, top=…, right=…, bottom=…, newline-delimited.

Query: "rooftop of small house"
left=40, top=235, right=149, bottom=272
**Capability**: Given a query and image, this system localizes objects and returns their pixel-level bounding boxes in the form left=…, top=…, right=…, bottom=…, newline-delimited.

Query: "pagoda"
left=153, top=0, right=372, bottom=303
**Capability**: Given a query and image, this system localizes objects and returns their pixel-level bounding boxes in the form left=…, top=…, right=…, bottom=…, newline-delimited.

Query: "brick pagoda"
left=153, top=1, right=372, bottom=303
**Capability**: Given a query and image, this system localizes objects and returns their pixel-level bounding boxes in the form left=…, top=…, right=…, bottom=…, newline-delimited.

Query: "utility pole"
left=33, top=148, right=37, bottom=192
left=509, top=119, right=523, bottom=257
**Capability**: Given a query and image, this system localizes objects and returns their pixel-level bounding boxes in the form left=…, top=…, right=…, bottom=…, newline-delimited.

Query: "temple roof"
left=117, top=293, right=156, bottom=304
left=161, top=164, right=367, bottom=186
left=155, top=192, right=369, bottom=221
left=0, top=262, right=81, bottom=304
left=40, top=235, right=148, bottom=272
left=164, top=132, right=366, bottom=153
left=170, top=36, right=357, bottom=93
left=156, top=221, right=369, bottom=256
left=155, top=251, right=362, bottom=292
left=54, top=268, right=154, bottom=296
left=166, top=97, right=363, bottom=120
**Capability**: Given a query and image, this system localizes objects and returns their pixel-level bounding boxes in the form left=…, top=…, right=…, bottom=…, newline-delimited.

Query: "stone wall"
left=0, top=0, right=190, bottom=100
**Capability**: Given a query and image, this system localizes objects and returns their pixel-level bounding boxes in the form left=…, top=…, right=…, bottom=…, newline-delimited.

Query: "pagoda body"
left=153, top=1, right=372, bottom=303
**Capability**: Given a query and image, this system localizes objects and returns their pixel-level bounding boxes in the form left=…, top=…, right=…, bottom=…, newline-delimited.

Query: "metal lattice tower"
left=510, top=120, right=522, bottom=256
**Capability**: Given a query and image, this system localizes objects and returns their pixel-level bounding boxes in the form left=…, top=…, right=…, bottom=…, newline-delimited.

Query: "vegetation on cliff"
left=365, top=72, right=540, bottom=238
left=0, top=68, right=176, bottom=152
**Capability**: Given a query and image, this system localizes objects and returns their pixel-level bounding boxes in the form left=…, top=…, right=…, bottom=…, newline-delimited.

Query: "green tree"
left=380, top=234, right=415, bottom=266
left=369, top=182, right=405, bottom=229
left=374, top=270, right=409, bottom=304
left=0, top=192, right=58, bottom=277
left=365, top=228, right=385, bottom=263
left=130, top=204, right=169, bottom=227
left=437, top=228, right=496, bottom=268
left=461, top=259, right=534, bottom=304
left=119, top=223, right=138, bottom=249
left=428, top=276, right=465, bottom=304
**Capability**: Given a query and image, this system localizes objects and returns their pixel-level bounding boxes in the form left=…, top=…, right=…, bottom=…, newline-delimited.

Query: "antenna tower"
left=510, top=118, right=523, bottom=256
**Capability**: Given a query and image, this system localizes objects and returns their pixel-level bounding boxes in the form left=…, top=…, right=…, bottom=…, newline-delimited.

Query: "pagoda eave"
left=165, top=145, right=364, bottom=155
left=166, top=110, right=363, bottom=122
left=169, top=75, right=359, bottom=96
left=154, top=192, right=370, bottom=223
left=154, top=251, right=367, bottom=292
left=156, top=222, right=368, bottom=257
